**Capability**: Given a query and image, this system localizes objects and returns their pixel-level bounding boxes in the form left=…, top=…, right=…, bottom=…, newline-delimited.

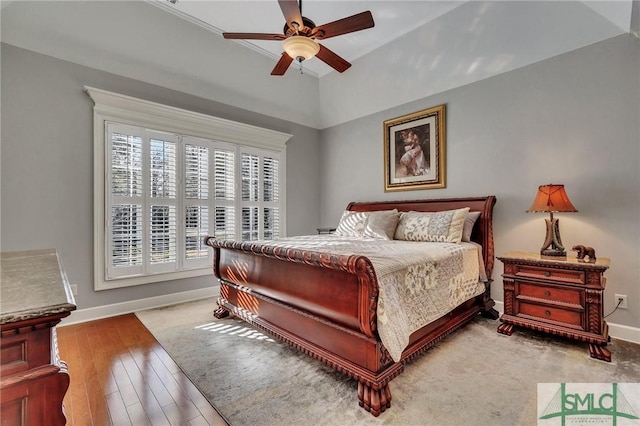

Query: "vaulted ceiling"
left=151, top=0, right=638, bottom=78
left=2, top=1, right=638, bottom=129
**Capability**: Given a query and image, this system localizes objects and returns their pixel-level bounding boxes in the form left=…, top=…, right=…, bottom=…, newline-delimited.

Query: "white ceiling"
left=151, top=0, right=466, bottom=77
left=151, top=0, right=636, bottom=77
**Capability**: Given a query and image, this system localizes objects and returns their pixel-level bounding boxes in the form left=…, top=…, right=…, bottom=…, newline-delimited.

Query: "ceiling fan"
left=222, top=0, right=375, bottom=75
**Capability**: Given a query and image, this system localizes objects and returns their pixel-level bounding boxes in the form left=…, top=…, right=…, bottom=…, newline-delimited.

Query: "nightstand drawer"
left=518, top=301, right=584, bottom=329
left=513, top=264, right=585, bottom=284
left=518, top=282, right=583, bottom=306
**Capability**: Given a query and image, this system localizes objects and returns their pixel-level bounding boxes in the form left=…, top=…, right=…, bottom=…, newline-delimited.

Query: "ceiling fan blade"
left=271, top=52, right=294, bottom=76
left=223, top=32, right=286, bottom=41
left=312, top=11, right=374, bottom=40
left=278, top=0, right=303, bottom=32
left=315, top=44, right=351, bottom=73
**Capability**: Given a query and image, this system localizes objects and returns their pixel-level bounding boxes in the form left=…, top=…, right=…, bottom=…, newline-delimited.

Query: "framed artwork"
left=383, top=104, right=446, bottom=191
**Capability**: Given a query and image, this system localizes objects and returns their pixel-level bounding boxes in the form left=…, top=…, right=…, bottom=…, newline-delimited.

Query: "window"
left=240, top=151, right=281, bottom=241
left=87, top=87, right=291, bottom=290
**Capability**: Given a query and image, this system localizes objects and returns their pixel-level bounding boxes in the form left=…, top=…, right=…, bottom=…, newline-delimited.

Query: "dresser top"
left=0, top=249, right=76, bottom=325
left=498, top=251, right=610, bottom=269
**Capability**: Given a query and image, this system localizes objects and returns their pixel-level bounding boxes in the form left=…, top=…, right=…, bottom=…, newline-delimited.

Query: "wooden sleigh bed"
left=205, top=196, right=497, bottom=416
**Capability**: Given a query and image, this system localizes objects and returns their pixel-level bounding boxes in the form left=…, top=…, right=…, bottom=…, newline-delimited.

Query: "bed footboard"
left=207, top=239, right=390, bottom=366
left=206, top=238, right=404, bottom=415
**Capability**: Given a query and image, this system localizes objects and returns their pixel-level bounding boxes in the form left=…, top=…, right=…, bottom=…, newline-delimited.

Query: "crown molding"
left=84, top=86, right=292, bottom=151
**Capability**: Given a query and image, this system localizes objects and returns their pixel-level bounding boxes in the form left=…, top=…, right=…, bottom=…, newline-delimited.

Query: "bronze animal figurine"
left=572, top=244, right=596, bottom=262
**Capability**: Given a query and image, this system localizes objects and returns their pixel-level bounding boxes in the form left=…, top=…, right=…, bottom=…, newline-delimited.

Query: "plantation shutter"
left=105, top=123, right=283, bottom=282
left=263, top=156, right=280, bottom=239
left=240, top=148, right=282, bottom=242
left=183, top=136, right=214, bottom=268
left=106, top=123, right=145, bottom=278
left=241, top=153, right=259, bottom=241
left=148, top=131, right=178, bottom=274
left=213, top=146, right=236, bottom=240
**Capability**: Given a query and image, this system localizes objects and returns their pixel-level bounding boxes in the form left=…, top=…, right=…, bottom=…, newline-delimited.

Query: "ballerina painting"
left=384, top=104, right=446, bottom=191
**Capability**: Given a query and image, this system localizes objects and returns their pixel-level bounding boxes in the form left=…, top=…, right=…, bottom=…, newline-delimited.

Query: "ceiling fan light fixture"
left=282, top=36, right=320, bottom=62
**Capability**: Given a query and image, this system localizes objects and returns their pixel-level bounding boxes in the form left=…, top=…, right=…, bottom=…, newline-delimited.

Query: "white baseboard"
left=58, top=287, right=218, bottom=327
left=606, top=323, right=640, bottom=344
left=493, top=301, right=640, bottom=344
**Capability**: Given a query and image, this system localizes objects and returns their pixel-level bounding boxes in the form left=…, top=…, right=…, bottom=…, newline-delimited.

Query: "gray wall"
left=1, top=43, right=322, bottom=310
left=320, top=34, right=640, bottom=328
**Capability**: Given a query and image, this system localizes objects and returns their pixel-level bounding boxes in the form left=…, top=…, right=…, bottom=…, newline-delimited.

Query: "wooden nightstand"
left=497, top=251, right=611, bottom=362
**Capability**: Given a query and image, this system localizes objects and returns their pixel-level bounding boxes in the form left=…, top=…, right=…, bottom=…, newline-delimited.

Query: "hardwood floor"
left=57, top=314, right=228, bottom=426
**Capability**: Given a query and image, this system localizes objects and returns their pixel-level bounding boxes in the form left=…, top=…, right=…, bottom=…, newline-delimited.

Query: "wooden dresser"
left=497, top=251, right=611, bottom=361
left=1, top=249, right=76, bottom=425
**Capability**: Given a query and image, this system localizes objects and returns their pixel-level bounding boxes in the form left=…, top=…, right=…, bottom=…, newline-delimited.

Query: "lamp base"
left=539, top=215, right=567, bottom=258
left=541, top=248, right=567, bottom=258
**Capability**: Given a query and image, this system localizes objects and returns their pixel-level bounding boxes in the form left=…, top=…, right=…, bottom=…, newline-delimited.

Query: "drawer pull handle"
left=544, top=271, right=551, bottom=277
left=544, top=291, right=551, bottom=297
left=544, top=310, right=551, bottom=317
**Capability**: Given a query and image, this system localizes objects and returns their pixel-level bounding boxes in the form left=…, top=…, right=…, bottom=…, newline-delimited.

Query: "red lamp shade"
left=527, top=184, right=577, bottom=257
left=527, top=184, right=578, bottom=213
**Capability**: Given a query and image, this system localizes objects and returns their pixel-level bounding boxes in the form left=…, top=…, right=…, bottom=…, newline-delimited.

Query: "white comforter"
left=261, top=235, right=485, bottom=362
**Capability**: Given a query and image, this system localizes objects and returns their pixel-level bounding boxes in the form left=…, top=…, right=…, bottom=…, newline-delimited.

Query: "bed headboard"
left=346, top=196, right=497, bottom=280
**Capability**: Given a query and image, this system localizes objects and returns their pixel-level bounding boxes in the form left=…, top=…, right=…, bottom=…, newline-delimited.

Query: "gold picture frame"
left=384, top=104, right=446, bottom=192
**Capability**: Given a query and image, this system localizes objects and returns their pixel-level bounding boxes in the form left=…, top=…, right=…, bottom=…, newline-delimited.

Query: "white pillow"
left=363, top=210, right=400, bottom=240
left=334, top=210, right=369, bottom=237
left=394, top=208, right=470, bottom=243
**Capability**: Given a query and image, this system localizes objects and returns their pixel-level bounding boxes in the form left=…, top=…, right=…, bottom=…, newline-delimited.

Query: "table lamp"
left=527, top=184, right=578, bottom=257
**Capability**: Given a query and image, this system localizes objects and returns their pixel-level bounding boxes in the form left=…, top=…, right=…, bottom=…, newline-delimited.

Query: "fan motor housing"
left=284, top=16, right=318, bottom=37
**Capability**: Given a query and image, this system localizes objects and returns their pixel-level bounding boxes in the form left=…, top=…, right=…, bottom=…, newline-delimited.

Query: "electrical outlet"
left=615, top=294, right=628, bottom=309
left=70, top=284, right=78, bottom=296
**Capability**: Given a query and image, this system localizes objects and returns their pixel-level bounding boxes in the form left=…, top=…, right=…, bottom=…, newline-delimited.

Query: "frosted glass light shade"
left=282, top=36, right=320, bottom=62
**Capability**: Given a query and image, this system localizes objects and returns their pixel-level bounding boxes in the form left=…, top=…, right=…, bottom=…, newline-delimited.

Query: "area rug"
left=135, top=296, right=639, bottom=426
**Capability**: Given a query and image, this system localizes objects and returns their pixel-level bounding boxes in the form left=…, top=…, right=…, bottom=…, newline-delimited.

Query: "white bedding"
left=262, top=235, right=485, bottom=362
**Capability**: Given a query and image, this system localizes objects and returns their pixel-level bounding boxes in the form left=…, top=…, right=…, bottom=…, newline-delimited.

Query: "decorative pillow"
left=363, top=209, right=400, bottom=240
left=334, top=210, right=369, bottom=237
left=394, top=207, right=470, bottom=243
left=462, top=211, right=481, bottom=242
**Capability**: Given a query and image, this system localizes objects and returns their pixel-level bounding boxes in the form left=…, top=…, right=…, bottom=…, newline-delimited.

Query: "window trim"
left=86, top=87, right=292, bottom=291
